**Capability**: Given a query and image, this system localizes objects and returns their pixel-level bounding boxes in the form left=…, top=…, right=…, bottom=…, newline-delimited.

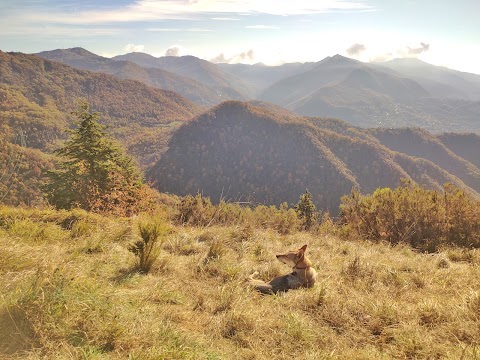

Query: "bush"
left=129, top=218, right=170, bottom=273
left=340, top=181, right=480, bottom=251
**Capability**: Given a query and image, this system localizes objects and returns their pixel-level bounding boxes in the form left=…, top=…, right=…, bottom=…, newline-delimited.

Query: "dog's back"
left=249, top=245, right=317, bottom=294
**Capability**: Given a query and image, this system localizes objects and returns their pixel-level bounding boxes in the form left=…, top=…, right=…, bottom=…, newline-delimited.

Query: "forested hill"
left=148, top=101, right=480, bottom=212
left=0, top=51, right=201, bottom=166
left=0, top=51, right=202, bottom=206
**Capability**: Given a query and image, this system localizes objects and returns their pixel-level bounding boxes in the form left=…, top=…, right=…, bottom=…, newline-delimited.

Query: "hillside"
left=368, top=128, right=480, bottom=193
left=148, top=101, right=478, bottom=213
left=113, top=53, right=255, bottom=100
left=438, top=132, right=480, bottom=169
left=0, top=51, right=201, bottom=167
left=1, top=205, right=480, bottom=359
left=36, top=48, right=223, bottom=105
left=0, top=51, right=202, bottom=207
left=379, top=57, right=480, bottom=101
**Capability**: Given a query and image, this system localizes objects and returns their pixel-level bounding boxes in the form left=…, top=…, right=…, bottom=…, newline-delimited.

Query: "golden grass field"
left=1, top=206, right=480, bottom=359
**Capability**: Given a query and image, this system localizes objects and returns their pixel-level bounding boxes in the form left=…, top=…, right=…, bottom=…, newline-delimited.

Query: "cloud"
left=147, top=28, right=180, bottom=32
left=407, top=42, right=430, bottom=55
left=165, top=46, right=181, bottom=57
left=124, top=44, right=145, bottom=53
left=210, top=49, right=255, bottom=64
left=394, top=42, right=430, bottom=58
left=245, top=25, right=279, bottom=30
left=147, top=28, right=212, bottom=32
left=346, top=43, right=366, bottom=56
left=210, top=53, right=230, bottom=63
left=211, top=17, right=240, bottom=21
left=16, top=0, right=374, bottom=25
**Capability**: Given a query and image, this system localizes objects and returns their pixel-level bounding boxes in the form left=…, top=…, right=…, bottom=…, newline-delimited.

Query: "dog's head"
left=276, top=244, right=308, bottom=267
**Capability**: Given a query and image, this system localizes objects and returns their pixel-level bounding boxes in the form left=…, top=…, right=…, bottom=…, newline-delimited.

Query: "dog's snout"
left=276, top=255, right=280, bottom=258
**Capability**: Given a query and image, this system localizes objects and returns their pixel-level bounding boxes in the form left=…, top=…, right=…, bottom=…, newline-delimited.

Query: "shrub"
left=340, top=181, right=480, bottom=251
left=128, top=218, right=170, bottom=273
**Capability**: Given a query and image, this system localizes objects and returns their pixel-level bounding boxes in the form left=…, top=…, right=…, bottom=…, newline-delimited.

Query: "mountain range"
left=1, top=49, right=480, bottom=211
left=37, top=48, right=480, bottom=133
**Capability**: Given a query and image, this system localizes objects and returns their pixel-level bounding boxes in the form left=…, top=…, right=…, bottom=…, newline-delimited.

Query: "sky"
left=1, top=0, right=479, bottom=73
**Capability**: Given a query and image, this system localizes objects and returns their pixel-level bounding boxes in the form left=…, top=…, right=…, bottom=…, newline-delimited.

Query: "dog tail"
left=248, top=272, right=275, bottom=295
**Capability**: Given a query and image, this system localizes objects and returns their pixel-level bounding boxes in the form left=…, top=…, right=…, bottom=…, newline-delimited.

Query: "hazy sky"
left=1, top=0, right=479, bottom=73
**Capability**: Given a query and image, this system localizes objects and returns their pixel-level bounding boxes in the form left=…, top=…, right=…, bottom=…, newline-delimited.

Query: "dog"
left=248, top=244, right=317, bottom=294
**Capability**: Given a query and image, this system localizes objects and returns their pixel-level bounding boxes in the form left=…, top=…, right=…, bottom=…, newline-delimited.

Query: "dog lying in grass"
left=249, top=244, right=317, bottom=294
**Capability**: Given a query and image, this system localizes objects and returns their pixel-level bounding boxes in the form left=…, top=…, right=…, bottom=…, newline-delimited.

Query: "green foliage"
left=340, top=181, right=480, bottom=251
left=129, top=218, right=170, bottom=273
left=44, top=102, right=154, bottom=216
left=294, top=190, right=317, bottom=230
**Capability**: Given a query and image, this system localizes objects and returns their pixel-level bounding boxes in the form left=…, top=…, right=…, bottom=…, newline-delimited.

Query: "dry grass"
left=1, top=206, right=480, bottom=359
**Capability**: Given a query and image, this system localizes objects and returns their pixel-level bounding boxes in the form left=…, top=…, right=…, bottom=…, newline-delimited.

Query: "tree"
left=295, top=189, right=317, bottom=230
left=44, top=101, right=154, bottom=216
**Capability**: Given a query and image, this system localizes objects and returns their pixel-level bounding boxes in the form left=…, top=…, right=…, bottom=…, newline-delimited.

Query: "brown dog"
left=248, top=245, right=317, bottom=294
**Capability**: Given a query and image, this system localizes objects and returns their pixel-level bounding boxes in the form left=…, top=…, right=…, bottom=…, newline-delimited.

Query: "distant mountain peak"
left=383, top=57, right=431, bottom=67
left=37, top=47, right=104, bottom=60
left=317, top=54, right=359, bottom=67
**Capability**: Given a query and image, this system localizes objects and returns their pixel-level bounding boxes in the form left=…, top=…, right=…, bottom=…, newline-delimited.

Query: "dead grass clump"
left=296, top=285, right=327, bottom=311
left=221, top=311, right=255, bottom=344
left=69, top=218, right=95, bottom=239
left=342, top=255, right=375, bottom=283
left=164, top=233, right=201, bottom=256
left=381, top=268, right=406, bottom=290
left=437, top=256, right=450, bottom=268
left=446, top=248, right=478, bottom=264
left=466, top=291, right=480, bottom=320
left=418, top=301, right=446, bottom=327
left=204, top=239, right=226, bottom=263
left=212, top=288, right=236, bottom=315
left=368, top=302, right=399, bottom=337
left=283, top=312, right=317, bottom=345
left=196, top=230, right=214, bottom=243
left=8, top=219, right=68, bottom=244
left=410, top=273, right=426, bottom=289
left=230, top=224, right=254, bottom=242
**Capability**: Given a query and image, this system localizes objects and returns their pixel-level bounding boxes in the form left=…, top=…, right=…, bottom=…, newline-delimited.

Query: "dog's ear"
left=299, top=244, right=307, bottom=252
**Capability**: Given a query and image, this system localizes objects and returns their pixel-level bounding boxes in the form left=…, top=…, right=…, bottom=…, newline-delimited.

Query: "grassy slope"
left=1, top=206, right=480, bottom=359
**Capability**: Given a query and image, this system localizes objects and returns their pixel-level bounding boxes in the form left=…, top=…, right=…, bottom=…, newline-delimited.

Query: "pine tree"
left=295, top=189, right=317, bottom=230
left=44, top=101, right=153, bottom=215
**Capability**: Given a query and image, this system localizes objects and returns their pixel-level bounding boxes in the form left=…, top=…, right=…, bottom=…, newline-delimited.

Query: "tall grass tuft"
left=129, top=218, right=170, bottom=273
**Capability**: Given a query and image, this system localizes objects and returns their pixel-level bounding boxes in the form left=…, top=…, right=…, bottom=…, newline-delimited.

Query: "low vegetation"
left=2, top=196, right=480, bottom=359
left=341, top=181, right=480, bottom=251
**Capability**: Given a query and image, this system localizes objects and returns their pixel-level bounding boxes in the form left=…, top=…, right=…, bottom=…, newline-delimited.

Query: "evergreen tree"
left=295, top=189, right=317, bottom=230
left=44, top=101, right=153, bottom=215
